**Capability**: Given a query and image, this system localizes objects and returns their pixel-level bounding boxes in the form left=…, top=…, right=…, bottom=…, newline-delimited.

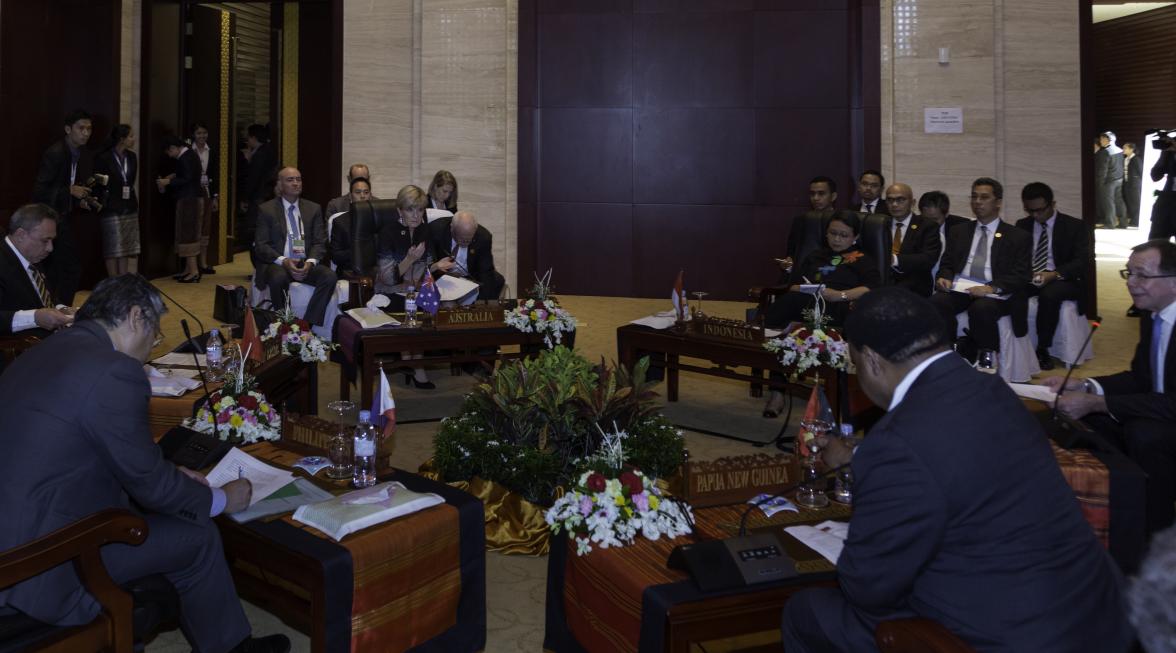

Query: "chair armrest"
left=0, top=334, right=42, bottom=365
left=875, top=618, right=976, bottom=653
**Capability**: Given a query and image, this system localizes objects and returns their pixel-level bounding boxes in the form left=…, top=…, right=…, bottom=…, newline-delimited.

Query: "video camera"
left=1148, top=129, right=1175, bottom=150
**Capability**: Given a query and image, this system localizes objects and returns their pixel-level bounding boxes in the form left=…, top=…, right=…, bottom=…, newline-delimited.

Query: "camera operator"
left=1150, top=131, right=1176, bottom=241
left=32, top=109, right=100, bottom=305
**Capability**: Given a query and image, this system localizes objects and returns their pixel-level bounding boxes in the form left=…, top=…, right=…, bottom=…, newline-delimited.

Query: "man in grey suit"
left=781, top=287, right=1132, bottom=652
left=253, top=167, right=338, bottom=325
left=0, top=275, right=288, bottom=653
left=1096, top=131, right=1127, bottom=229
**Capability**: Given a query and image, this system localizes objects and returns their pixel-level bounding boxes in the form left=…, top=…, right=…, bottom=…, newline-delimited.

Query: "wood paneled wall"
left=1092, top=5, right=1176, bottom=148
left=518, top=0, right=881, bottom=300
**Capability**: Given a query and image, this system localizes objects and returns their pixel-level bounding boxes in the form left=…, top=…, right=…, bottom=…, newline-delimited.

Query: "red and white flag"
left=671, top=270, right=686, bottom=320
left=370, top=367, right=397, bottom=439
left=242, top=305, right=264, bottom=362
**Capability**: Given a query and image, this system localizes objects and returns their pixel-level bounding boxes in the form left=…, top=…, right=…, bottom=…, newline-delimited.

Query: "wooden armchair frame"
left=875, top=618, right=976, bottom=653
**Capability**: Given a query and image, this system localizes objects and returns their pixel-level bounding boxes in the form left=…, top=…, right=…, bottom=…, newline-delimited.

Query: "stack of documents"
left=145, top=365, right=203, bottom=397
left=784, top=520, right=850, bottom=565
left=206, top=447, right=297, bottom=507
left=229, top=478, right=335, bottom=523
left=293, top=481, right=445, bottom=541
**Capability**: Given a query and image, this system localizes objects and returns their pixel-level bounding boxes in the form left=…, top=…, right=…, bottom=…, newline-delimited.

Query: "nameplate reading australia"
left=435, top=307, right=505, bottom=329
left=683, top=453, right=797, bottom=507
left=689, top=318, right=764, bottom=344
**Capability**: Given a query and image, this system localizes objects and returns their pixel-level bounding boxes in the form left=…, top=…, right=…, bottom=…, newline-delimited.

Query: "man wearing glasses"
left=1050, top=239, right=1176, bottom=535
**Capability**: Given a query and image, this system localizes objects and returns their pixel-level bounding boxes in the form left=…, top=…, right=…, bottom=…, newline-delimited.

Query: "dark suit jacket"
left=1125, top=155, right=1144, bottom=192
left=891, top=213, right=942, bottom=296
left=427, top=216, right=499, bottom=291
left=193, top=144, right=218, bottom=198
left=841, top=353, right=1131, bottom=651
left=240, top=142, right=277, bottom=203
left=0, top=320, right=211, bottom=625
left=1095, top=310, right=1176, bottom=423
left=938, top=219, right=1031, bottom=333
left=1014, top=212, right=1090, bottom=283
left=857, top=200, right=890, bottom=216
left=92, top=149, right=139, bottom=215
left=170, top=149, right=203, bottom=200
left=254, top=197, right=328, bottom=265
left=32, top=139, right=94, bottom=217
left=0, top=239, right=53, bottom=335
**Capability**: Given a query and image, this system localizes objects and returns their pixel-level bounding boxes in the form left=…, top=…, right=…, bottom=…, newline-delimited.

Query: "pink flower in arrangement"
left=579, top=496, right=593, bottom=516
left=632, top=493, right=649, bottom=512
left=536, top=309, right=548, bottom=321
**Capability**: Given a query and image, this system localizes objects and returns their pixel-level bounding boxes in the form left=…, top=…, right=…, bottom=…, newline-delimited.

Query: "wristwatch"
left=840, top=291, right=848, bottom=302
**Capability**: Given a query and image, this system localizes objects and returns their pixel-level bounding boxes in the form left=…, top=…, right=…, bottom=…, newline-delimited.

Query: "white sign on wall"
left=924, top=107, right=964, bottom=134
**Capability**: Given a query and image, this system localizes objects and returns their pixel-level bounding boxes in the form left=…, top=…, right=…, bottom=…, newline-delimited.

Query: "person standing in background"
left=1096, top=131, right=1127, bottom=229
left=1123, top=142, right=1143, bottom=229
left=237, top=124, right=277, bottom=255
left=190, top=122, right=219, bottom=276
left=157, top=136, right=204, bottom=283
left=92, top=124, right=140, bottom=276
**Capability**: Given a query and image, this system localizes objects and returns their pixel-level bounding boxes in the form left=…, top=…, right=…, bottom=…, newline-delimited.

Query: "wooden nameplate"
left=687, top=316, right=765, bottom=344
left=681, top=453, right=798, bottom=507
left=434, top=307, right=505, bottom=329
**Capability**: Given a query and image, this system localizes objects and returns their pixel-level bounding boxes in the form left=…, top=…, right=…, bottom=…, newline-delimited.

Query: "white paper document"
left=426, top=208, right=454, bottom=223
left=784, top=520, right=850, bottom=565
left=1007, top=382, right=1058, bottom=403
left=229, top=478, right=335, bottom=523
left=951, top=278, right=1008, bottom=300
left=630, top=314, right=678, bottom=330
left=206, top=447, right=297, bottom=507
left=346, top=307, right=400, bottom=329
left=152, top=352, right=206, bottom=367
left=436, top=275, right=481, bottom=302
left=293, top=481, right=445, bottom=541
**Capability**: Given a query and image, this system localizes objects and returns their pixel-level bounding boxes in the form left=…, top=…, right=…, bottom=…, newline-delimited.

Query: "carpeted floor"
left=135, top=228, right=1145, bottom=652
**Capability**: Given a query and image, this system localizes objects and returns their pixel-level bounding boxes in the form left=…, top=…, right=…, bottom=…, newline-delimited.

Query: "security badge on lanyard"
left=115, top=153, right=131, bottom=200
left=289, top=213, right=306, bottom=260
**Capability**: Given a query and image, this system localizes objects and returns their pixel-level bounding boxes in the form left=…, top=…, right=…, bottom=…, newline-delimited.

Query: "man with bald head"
left=427, top=210, right=505, bottom=300
left=253, top=167, right=337, bottom=325
left=325, top=163, right=378, bottom=217
left=884, top=183, right=942, bottom=297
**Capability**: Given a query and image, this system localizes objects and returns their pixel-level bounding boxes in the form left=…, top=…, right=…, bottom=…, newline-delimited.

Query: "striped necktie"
left=29, top=266, right=52, bottom=307
left=1032, top=225, right=1049, bottom=273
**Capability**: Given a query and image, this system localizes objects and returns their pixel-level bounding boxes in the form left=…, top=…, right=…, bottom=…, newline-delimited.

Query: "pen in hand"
left=238, top=465, right=244, bottom=480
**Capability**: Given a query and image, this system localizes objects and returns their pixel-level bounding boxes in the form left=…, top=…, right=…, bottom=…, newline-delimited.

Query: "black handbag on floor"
left=212, top=283, right=248, bottom=325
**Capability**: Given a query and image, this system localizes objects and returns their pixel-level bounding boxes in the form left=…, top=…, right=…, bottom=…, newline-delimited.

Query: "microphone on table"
left=1050, top=318, right=1101, bottom=424
left=667, top=461, right=850, bottom=593
left=153, top=283, right=206, bottom=353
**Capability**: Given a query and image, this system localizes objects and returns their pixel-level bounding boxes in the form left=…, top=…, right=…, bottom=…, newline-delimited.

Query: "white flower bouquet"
left=763, top=325, right=850, bottom=374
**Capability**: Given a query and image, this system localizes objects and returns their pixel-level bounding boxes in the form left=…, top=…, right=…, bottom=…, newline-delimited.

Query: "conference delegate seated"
left=427, top=210, right=505, bottom=302
left=762, top=210, right=880, bottom=418
left=374, top=184, right=435, bottom=389
left=327, top=176, right=373, bottom=276
left=1, top=203, right=75, bottom=338
left=782, top=288, right=1133, bottom=652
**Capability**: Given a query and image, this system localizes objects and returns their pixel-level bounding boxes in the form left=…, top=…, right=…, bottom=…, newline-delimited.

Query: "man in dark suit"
left=782, top=288, right=1132, bottom=652
left=1096, top=131, right=1127, bottom=229
left=1149, top=134, right=1176, bottom=241
left=1052, top=239, right=1176, bottom=535
left=428, top=210, right=504, bottom=301
left=1, top=204, right=75, bottom=337
left=324, top=163, right=378, bottom=217
left=0, top=274, right=288, bottom=653
left=1016, top=182, right=1091, bottom=370
left=883, top=183, right=941, bottom=296
left=781, top=176, right=838, bottom=274
left=31, top=109, right=98, bottom=305
left=238, top=124, right=278, bottom=250
left=930, top=177, right=1032, bottom=354
left=855, top=169, right=889, bottom=216
left=917, top=190, right=970, bottom=282
left=1123, top=142, right=1144, bottom=228
left=253, top=167, right=338, bottom=325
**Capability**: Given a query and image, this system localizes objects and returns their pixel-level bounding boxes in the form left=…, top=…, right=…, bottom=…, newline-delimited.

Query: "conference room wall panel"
left=632, top=12, right=754, bottom=108
left=520, top=0, right=879, bottom=298
left=539, top=108, right=634, bottom=204
left=536, top=203, right=635, bottom=297
left=755, top=108, right=851, bottom=207
left=537, top=12, right=632, bottom=108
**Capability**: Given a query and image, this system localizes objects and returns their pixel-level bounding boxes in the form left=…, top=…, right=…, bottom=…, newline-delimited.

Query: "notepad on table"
left=293, top=481, right=445, bottom=541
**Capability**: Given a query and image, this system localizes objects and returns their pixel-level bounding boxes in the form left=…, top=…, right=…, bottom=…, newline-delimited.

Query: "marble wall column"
left=343, top=0, right=518, bottom=293
left=880, top=0, right=1082, bottom=219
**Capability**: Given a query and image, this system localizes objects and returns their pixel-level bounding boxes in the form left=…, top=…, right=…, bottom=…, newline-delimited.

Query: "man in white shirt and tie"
left=253, top=167, right=338, bottom=325
left=0, top=203, right=75, bottom=337
left=918, top=190, right=970, bottom=283
left=1051, top=239, right=1176, bottom=535
left=855, top=170, right=889, bottom=216
left=929, top=177, right=1032, bottom=356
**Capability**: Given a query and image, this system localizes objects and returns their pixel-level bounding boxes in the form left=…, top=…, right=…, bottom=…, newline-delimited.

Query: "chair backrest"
left=857, top=213, right=893, bottom=286
left=349, top=199, right=399, bottom=273
left=787, top=211, right=831, bottom=265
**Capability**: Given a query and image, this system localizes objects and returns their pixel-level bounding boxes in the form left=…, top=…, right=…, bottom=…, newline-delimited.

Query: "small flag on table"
left=798, top=385, right=835, bottom=446
left=671, top=270, right=686, bottom=320
left=370, top=367, right=397, bottom=439
left=242, top=305, right=264, bottom=362
left=418, top=272, right=440, bottom=315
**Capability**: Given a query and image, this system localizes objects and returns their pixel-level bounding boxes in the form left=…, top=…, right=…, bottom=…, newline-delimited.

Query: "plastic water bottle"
left=832, top=423, right=854, bottom=505
left=404, top=286, right=418, bottom=327
left=352, top=410, right=378, bottom=488
left=205, top=328, right=223, bottom=382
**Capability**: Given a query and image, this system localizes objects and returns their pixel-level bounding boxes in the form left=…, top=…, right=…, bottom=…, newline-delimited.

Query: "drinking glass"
left=325, top=400, right=356, bottom=479
left=691, top=291, right=708, bottom=319
left=795, top=419, right=832, bottom=509
left=976, top=349, right=998, bottom=375
left=831, top=424, right=855, bottom=505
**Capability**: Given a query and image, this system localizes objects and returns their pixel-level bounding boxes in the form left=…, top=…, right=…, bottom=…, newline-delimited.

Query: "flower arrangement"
left=262, top=304, right=337, bottom=363
left=504, top=270, right=576, bottom=348
left=545, top=427, right=693, bottom=556
left=186, top=367, right=281, bottom=443
left=763, top=325, right=850, bottom=374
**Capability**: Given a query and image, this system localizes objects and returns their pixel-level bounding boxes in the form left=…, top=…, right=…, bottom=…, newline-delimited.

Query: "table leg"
left=361, top=351, right=375, bottom=408
left=750, top=367, right=764, bottom=398
left=667, top=353, right=679, bottom=402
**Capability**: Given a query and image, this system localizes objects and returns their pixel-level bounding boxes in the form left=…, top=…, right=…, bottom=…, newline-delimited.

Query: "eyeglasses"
left=1120, top=269, right=1176, bottom=280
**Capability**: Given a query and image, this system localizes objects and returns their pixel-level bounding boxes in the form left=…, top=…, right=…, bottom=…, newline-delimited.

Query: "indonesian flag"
left=370, top=367, right=397, bottom=439
left=242, top=305, right=264, bottom=362
left=671, top=270, right=685, bottom=320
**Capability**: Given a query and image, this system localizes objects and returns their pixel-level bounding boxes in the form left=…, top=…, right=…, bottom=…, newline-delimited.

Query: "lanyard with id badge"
left=288, top=207, right=306, bottom=260
left=114, top=152, right=131, bottom=200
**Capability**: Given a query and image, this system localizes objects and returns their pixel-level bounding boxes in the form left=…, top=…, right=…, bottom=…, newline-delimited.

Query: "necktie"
left=29, top=266, right=52, bottom=308
left=1153, top=315, right=1166, bottom=392
left=892, top=222, right=904, bottom=256
left=968, top=225, right=989, bottom=280
left=286, top=203, right=301, bottom=241
left=1032, top=225, right=1050, bottom=273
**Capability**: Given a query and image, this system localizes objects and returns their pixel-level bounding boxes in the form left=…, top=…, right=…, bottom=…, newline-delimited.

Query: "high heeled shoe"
left=177, top=273, right=202, bottom=283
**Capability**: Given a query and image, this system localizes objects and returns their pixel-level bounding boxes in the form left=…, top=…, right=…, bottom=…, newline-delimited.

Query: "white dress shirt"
left=275, top=198, right=317, bottom=266
left=889, top=350, right=953, bottom=410
left=1152, top=300, right=1176, bottom=393
left=960, top=218, right=1000, bottom=283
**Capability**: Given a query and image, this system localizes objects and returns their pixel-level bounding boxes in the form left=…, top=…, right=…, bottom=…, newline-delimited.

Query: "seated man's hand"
left=69, top=184, right=91, bottom=199
left=432, top=257, right=456, bottom=273
left=221, top=478, right=253, bottom=514
left=1056, top=392, right=1106, bottom=421
left=936, top=277, right=953, bottom=292
left=1036, top=271, right=1060, bottom=285
left=34, top=308, right=74, bottom=330
left=966, top=284, right=995, bottom=297
left=1040, top=375, right=1085, bottom=393
left=776, top=257, right=793, bottom=271
left=819, top=436, right=854, bottom=469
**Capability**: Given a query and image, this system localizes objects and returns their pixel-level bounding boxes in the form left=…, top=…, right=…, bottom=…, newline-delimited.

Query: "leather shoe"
left=230, top=634, right=291, bottom=653
left=200, top=266, right=217, bottom=274
left=1036, top=348, right=1055, bottom=371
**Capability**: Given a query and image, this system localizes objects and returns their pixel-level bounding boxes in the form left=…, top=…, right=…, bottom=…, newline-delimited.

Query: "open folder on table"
left=436, top=275, right=480, bottom=302
left=206, top=447, right=297, bottom=507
